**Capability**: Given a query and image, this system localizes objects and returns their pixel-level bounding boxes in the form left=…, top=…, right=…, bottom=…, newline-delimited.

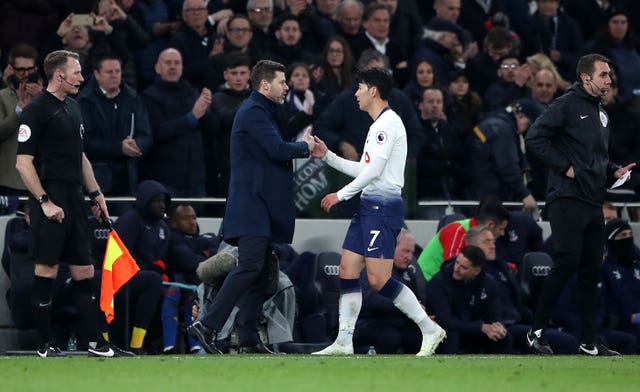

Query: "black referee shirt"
left=16, top=90, right=85, bottom=184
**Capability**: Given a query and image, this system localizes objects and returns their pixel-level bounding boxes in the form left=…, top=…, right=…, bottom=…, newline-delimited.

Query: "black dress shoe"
left=187, top=321, right=223, bottom=354
left=238, top=343, right=278, bottom=354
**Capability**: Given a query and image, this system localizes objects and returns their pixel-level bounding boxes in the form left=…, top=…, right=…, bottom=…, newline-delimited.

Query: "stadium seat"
left=436, top=213, right=466, bottom=232
left=519, top=251, right=554, bottom=308
left=313, top=252, right=341, bottom=339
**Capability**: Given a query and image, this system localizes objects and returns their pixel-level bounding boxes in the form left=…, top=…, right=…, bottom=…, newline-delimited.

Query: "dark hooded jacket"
left=114, top=180, right=171, bottom=273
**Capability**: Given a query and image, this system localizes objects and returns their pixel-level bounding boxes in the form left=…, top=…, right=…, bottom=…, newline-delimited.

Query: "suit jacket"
left=222, top=91, right=310, bottom=245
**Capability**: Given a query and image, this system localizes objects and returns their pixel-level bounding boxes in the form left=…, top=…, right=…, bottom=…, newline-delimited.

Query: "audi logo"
left=323, top=265, right=340, bottom=276
left=93, top=228, right=110, bottom=240
left=531, top=265, right=551, bottom=277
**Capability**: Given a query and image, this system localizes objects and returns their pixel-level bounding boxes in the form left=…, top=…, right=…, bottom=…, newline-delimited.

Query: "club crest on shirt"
left=79, top=123, right=85, bottom=139
left=17, top=124, right=31, bottom=142
left=599, top=110, right=608, bottom=127
left=159, top=228, right=166, bottom=240
left=376, top=130, right=387, bottom=144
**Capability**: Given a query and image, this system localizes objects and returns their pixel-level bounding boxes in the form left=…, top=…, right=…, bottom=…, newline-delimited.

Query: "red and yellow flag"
left=100, top=230, right=140, bottom=323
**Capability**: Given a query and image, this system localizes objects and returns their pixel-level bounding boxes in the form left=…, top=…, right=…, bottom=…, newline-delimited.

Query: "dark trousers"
left=533, top=198, right=604, bottom=344
left=202, top=236, right=270, bottom=346
left=508, top=324, right=578, bottom=354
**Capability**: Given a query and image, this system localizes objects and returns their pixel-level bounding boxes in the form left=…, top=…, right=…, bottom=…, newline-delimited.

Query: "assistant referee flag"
left=100, top=230, right=139, bottom=323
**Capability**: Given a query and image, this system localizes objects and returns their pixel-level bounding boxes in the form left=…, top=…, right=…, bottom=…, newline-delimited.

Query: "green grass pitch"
left=2, top=354, right=639, bottom=392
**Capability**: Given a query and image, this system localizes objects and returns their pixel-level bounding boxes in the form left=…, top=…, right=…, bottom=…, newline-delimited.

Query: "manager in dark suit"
left=188, top=60, right=314, bottom=354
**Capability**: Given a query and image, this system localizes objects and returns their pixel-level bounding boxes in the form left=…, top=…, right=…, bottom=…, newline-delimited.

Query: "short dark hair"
left=576, top=53, right=610, bottom=80
left=250, top=59, right=285, bottom=91
left=357, top=49, right=389, bottom=71
left=275, top=14, right=299, bottom=31
left=94, top=53, right=122, bottom=72
left=485, top=26, right=514, bottom=50
left=223, top=52, right=251, bottom=70
left=226, top=13, right=251, bottom=30
left=9, top=44, right=38, bottom=65
left=363, top=2, right=389, bottom=21
left=460, top=245, right=486, bottom=268
left=43, top=50, right=79, bottom=81
left=357, top=67, right=394, bottom=100
left=476, top=196, right=509, bottom=225
left=168, top=202, right=194, bottom=220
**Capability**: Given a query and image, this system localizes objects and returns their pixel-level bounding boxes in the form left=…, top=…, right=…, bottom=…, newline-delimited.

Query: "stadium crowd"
left=1, top=0, right=640, bottom=355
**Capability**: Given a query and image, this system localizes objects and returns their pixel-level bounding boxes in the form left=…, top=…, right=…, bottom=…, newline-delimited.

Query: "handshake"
left=302, top=126, right=327, bottom=159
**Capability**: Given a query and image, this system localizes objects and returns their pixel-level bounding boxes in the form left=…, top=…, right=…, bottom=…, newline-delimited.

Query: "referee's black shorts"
left=28, top=181, right=91, bottom=266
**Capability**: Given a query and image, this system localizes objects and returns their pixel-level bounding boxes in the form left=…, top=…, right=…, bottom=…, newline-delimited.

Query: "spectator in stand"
left=415, top=86, right=465, bottom=219
left=496, top=210, right=543, bottom=272
left=378, top=0, right=422, bottom=59
left=281, top=0, right=335, bottom=53
left=168, top=0, right=223, bottom=89
left=264, top=14, right=316, bottom=67
left=430, top=0, right=477, bottom=62
left=0, top=45, right=42, bottom=196
left=522, top=0, right=584, bottom=81
left=312, top=36, right=355, bottom=101
left=483, top=54, right=531, bottom=110
left=78, top=54, right=151, bottom=199
left=403, top=59, right=437, bottom=115
left=468, top=100, right=539, bottom=209
left=446, top=68, right=482, bottom=141
left=530, top=69, right=559, bottom=107
left=283, top=62, right=327, bottom=139
left=334, top=0, right=365, bottom=51
left=412, top=17, right=464, bottom=86
left=141, top=48, right=219, bottom=197
left=209, top=52, right=252, bottom=197
left=350, top=3, right=408, bottom=87
left=525, top=53, right=571, bottom=92
left=417, top=198, right=510, bottom=281
left=247, top=0, right=277, bottom=51
left=426, top=245, right=513, bottom=354
left=96, top=0, right=149, bottom=88
left=130, top=0, right=181, bottom=90
left=43, top=13, right=126, bottom=79
left=353, top=229, right=424, bottom=354
left=466, top=26, right=515, bottom=96
left=582, top=8, right=640, bottom=108
left=564, top=0, right=621, bottom=41
left=458, top=0, right=506, bottom=46
left=112, top=180, right=168, bottom=354
left=315, top=0, right=340, bottom=22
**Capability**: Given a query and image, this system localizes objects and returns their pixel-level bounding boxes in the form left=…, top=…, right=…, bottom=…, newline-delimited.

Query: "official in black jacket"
left=524, top=53, right=634, bottom=356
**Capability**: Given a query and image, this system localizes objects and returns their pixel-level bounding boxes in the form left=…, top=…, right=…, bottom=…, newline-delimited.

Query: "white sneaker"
left=416, top=324, right=446, bottom=357
left=311, top=341, right=354, bottom=355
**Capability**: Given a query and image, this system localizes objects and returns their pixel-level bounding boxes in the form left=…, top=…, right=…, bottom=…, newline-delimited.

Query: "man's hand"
left=42, top=200, right=65, bottom=223
left=91, top=193, right=110, bottom=221
left=339, top=141, right=359, bottom=161
left=320, top=193, right=340, bottom=213
left=566, top=165, right=575, bottom=179
left=192, top=88, right=212, bottom=119
left=614, top=163, right=636, bottom=180
left=481, top=322, right=507, bottom=341
left=522, top=194, right=536, bottom=211
left=57, top=13, right=75, bottom=37
left=302, top=126, right=315, bottom=152
left=122, top=136, right=142, bottom=157
left=311, top=135, right=328, bottom=159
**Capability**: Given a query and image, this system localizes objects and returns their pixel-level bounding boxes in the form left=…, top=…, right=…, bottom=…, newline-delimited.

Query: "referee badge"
left=79, top=123, right=85, bottom=139
left=599, top=110, right=608, bottom=127
left=17, top=124, right=31, bottom=142
left=376, top=130, right=387, bottom=144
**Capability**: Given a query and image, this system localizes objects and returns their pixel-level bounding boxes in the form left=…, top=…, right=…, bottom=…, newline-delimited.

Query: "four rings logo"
left=93, top=229, right=110, bottom=240
left=531, top=265, right=551, bottom=277
left=323, top=265, right=340, bottom=276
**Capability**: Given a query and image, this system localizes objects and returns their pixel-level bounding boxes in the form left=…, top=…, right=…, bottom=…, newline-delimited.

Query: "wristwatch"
left=38, top=194, right=49, bottom=204
left=88, top=189, right=102, bottom=199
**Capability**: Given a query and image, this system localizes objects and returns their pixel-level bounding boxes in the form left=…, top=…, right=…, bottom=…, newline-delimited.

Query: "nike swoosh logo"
left=580, top=345, right=598, bottom=355
left=90, top=347, right=115, bottom=357
left=580, top=115, right=588, bottom=119
left=367, top=247, right=379, bottom=252
left=38, top=301, right=52, bottom=307
left=526, top=335, right=534, bottom=346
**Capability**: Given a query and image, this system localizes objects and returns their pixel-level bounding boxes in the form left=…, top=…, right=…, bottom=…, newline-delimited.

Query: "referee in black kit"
left=15, top=50, right=132, bottom=357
